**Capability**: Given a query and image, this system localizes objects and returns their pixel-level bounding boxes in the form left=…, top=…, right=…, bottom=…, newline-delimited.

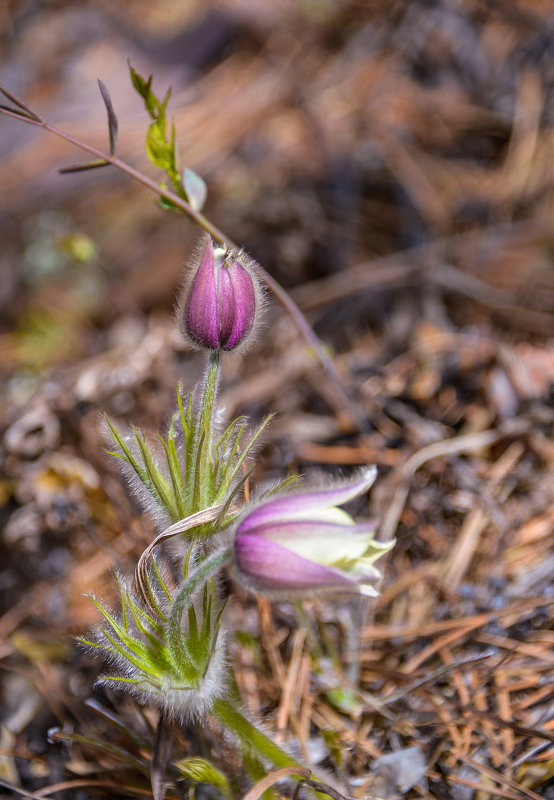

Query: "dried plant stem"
left=133, top=504, right=225, bottom=604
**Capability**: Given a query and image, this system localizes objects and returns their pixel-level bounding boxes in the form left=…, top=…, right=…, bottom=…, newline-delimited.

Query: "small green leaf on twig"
left=128, top=62, right=157, bottom=118
left=146, top=121, right=173, bottom=170
left=128, top=63, right=183, bottom=196
left=97, top=79, right=118, bottom=155
left=183, top=168, right=207, bottom=212
left=129, top=62, right=171, bottom=125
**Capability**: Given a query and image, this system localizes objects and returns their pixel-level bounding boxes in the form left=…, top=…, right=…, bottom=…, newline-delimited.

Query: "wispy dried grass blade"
left=133, top=505, right=224, bottom=610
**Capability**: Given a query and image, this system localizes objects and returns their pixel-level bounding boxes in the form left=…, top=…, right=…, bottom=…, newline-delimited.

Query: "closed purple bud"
left=233, top=467, right=395, bottom=597
left=180, top=237, right=259, bottom=352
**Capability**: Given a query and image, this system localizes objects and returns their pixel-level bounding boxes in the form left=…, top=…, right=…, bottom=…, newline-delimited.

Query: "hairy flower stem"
left=211, top=698, right=302, bottom=770
left=199, top=352, right=220, bottom=439
left=167, top=546, right=232, bottom=652
left=194, top=351, right=220, bottom=508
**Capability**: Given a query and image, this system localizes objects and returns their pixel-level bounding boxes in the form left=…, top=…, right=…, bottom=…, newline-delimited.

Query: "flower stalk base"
left=211, top=698, right=302, bottom=771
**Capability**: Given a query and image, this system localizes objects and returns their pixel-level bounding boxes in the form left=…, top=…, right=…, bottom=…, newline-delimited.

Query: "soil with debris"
left=1, top=2, right=553, bottom=799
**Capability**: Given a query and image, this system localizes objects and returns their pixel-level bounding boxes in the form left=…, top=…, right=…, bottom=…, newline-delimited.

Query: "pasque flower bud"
left=233, top=467, right=395, bottom=597
left=179, top=237, right=259, bottom=352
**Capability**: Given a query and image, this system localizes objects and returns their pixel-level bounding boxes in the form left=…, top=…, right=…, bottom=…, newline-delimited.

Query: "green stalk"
left=167, top=546, right=232, bottom=660
left=211, top=698, right=302, bottom=770
left=199, top=351, right=220, bottom=436
left=194, top=351, right=221, bottom=508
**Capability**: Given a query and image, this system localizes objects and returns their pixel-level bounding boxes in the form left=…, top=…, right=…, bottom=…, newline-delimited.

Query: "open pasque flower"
left=179, top=236, right=259, bottom=352
left=233, top=466, right=394, bottom=597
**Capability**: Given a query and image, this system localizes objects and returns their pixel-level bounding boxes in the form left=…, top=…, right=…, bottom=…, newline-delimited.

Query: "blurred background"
left=0, top=1, right=553, bottom=798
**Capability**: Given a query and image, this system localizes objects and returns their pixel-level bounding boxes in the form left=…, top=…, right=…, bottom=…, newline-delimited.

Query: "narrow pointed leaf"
left=151, top=557, right=171, bottom=605
left=97, top=78, right=118, bottom=155
left=105, top=417, right=148, bottom=483
left=224, top=415, right=273, bottom=491
left=0, top=85, right=44, bottom=121
left=160, top=433, right=186, bottom=518
left=59, top=159, right=110, bottom=174
left=134, top=430, right=179, bottom=520
left=188, top=603, right=199, bottom=645
left=128, top=62, right=157, bottom=118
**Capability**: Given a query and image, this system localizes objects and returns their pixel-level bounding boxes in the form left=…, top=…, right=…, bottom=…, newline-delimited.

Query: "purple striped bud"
left=179, top=237, right=259, bottom=352
left=233, top=467, right=394, bottom=597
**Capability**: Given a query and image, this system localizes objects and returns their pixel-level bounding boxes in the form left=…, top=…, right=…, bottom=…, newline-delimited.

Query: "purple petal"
left=238, top=467, right=377, bottom=533
left=185, top=238, right=220, bottom=349
left=222, top=262, right=255, bottom=351
left=235, top=535, right=356, bottom=591
left=217, top=263, right=236, bottom=346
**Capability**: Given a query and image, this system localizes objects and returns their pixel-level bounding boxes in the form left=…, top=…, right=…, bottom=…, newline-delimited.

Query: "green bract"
left=82, top=547, right=230, bottom=720
left=106, top=357, right=272, bottom=534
